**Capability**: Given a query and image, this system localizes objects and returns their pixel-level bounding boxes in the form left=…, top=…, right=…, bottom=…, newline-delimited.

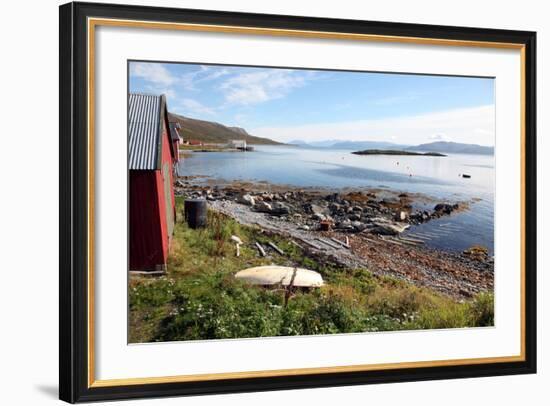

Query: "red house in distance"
left=128, top=93, right=177, bottom=272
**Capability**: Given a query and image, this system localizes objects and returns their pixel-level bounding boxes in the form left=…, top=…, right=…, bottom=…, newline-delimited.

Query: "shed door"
left=163, top=162, right=174, bottom=237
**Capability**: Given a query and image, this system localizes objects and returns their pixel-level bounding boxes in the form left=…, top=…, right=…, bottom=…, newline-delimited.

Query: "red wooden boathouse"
left=128, top=93, right=177, bottom=272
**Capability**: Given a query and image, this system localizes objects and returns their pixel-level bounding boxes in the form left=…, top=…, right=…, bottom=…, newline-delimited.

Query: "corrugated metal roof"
left=128, top=93, right=163, bottom=170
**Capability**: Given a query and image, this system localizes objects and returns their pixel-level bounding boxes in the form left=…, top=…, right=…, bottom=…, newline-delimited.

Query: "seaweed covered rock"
left=434, top=203, right=459, bottom=215
left=463, top=245, right=489, bottom=261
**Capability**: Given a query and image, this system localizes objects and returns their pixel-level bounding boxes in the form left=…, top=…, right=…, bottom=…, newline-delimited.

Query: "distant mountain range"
left=290, top=140, right=494, bottom=155
left=168, top=113, right=282, bottom=145
left=165, top=116, right=494, bottom=154
left=289, top=140, right=408, bottom=150
left=289, top=139, right=343, bottom=148
left=406, top=141, right=494, bottom=155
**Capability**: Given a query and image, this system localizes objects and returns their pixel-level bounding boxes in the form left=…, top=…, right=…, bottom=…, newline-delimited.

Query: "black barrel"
left=184, top=199, right=208, bottom=229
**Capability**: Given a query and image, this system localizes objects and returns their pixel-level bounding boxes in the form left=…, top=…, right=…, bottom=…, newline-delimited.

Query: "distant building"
left=128, top=93, right=177, bottom=272
left=188, top=139, right=203, bottom=146
left=230, top=139, right=247, bottom=149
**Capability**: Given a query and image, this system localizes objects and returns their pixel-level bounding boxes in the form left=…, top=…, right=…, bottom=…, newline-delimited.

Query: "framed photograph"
left=59, top=2, right=536, bottom=403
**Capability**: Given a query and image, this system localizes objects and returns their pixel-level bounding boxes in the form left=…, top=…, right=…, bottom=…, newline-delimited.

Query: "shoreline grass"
left=129, top=196, right=493, bottom=343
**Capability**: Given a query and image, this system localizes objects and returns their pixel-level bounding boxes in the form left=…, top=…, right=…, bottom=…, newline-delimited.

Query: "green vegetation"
left=178, top=144, right=226, bottom=152
left=129, top=196, right=493, bottom=343
left=352, top=149, right=446, bottom=157
left=169, top=112, right=282, bottom=145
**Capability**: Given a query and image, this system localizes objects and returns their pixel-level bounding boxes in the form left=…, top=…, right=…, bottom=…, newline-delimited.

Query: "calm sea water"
left=178, top=145, right=494, bottom=254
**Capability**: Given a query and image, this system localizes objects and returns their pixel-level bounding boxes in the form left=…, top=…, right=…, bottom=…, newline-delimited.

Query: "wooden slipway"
left=235, top=266, right=324, bottom=287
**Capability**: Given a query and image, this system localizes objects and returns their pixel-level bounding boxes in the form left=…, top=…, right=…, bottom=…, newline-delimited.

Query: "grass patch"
left=129, top=196, right=494, bottom=343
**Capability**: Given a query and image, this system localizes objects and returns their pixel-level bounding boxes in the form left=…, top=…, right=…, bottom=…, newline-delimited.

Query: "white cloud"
left=429, top=133, right=450, bottom=141
left=130, top=63, right=175, bottom=86
left=252, top=105, right=495, bottom=146
left=199, top=66, right=231, bottom=82
left=220, top=70, right=309, bottom=106
left=177, top=65, right=233, bottom=91
left=178, top=71, right=200, bottom=91
left=178, top=98, right=216, bottom=116
left=130, top=64, right=316, bottom=117
left=143, top=85, right=176, bottom=99
left=131, top=63, right=231, bottom=93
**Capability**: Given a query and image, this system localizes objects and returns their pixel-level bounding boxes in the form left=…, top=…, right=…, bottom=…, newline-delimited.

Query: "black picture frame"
left=59, top=1, right=537, bottom=403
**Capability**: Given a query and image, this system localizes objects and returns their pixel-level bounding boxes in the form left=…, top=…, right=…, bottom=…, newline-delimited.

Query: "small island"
left=352, top=149, right=446, bottom=157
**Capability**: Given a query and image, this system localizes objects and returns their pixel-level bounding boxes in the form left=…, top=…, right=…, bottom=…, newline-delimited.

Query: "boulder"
left=351, top=221, right=367, bottom=232
left=304, top=203, right=329, bottom=219
left=368, top=217, right=410, bottom=235
left=409, top=211, right=425, bottom=223
left=328, top=203, right=341, bottom=213
left=463, top=245, right=489, bottom=261
left=367, top=201, right=382, bottom=211
left=325, top=193, right=341, bottom=203
left=254, top=201, right=272, bottom=212
left=238, top=194, right=255, bottom=206
left=336, top=219, right=352, bottom=228
left=312, top=213, right=326, bottom=221
left=434, top=203, right=459, bottom=215
left=261, top=192, right=274, bottom=201
left=396, top=211, right=408, bottom=221
left=270, top=202, right=290, bottom=215
left=310, top=204, right=326, bottom=215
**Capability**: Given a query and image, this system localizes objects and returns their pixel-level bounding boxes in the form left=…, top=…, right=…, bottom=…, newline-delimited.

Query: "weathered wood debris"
left=255, top=242, right=266, bottom=257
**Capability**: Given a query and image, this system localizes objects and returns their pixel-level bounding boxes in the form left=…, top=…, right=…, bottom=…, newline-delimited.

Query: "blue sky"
left=129, top=61, right=495, bottom=146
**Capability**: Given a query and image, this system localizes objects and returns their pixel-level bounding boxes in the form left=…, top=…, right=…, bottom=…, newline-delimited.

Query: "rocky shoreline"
left=175, top=178, right=493, bottom=299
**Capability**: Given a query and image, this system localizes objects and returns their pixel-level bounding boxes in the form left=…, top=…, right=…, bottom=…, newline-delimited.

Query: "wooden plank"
left=298, top=238, right=323, bottom=250
left=290, top=240, right=304, bottom=250
left=329, top=237, right=350, bottom=249
left=316, top=237, right=341, bottom=250
left=255, top=242, right=266, bottom=257
left=268, top=241, right=284, bottom=255
left=362, top=235, right=380, bottom=243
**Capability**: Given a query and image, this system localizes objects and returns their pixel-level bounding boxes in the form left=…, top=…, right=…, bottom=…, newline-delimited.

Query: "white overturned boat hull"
left=235, top=265, right=324, bottom=287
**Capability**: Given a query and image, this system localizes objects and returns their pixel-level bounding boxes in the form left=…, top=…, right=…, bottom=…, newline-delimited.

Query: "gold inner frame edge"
left=86, top=17, right=527, bottom=388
